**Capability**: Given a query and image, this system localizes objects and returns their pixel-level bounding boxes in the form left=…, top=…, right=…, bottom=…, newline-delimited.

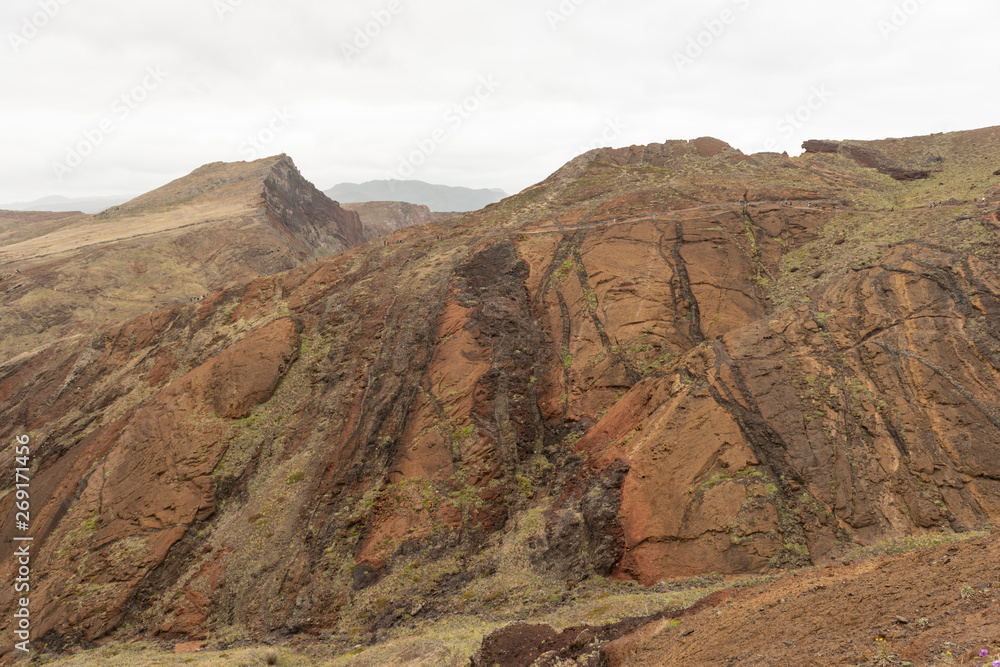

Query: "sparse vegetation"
left=7, top=129, right=1000, bottom=666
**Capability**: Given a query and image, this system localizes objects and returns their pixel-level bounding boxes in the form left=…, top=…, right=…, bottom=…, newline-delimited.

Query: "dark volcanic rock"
left=803, top=139, right=932, bottom=180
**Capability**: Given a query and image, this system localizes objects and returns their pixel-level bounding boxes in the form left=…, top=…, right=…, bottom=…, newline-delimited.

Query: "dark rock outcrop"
left=803, top=139, right=933, bottom=181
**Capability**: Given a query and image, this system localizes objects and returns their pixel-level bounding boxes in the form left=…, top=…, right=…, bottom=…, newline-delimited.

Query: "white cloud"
left=1, top=0, right=998, bottom=202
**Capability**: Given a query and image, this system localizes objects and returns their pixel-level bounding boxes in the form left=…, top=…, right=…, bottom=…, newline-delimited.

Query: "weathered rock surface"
left=2, top=126, right=1000, bottom=662
left=598, top=535, right=1000, bottom=666
left=0, top=155, right=361, bottom=358
left=341, top=201, right=456, bottom=241
left=803, top=139, right=933, bottom=180
left=0, top=317, right=299, bottom=648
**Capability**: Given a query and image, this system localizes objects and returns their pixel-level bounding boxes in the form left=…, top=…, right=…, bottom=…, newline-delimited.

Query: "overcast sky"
left=1, top=0, right=997, bottom=203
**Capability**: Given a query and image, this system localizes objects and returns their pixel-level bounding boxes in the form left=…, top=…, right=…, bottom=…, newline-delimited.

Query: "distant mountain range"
left=0, top=194, right=136, bottom=214
left=325, top=179, right=507, bottom=212
left=6, top=179, right=507, bottom=216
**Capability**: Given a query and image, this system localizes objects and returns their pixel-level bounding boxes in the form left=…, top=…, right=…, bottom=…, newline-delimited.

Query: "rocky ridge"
left=0, top=155, right=362, bottom=359
left=341, top=201, right=457, bottom=240
left=1, top=128, right=1000, bottom=664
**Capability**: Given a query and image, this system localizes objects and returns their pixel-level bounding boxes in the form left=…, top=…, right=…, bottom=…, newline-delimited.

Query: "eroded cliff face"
left=261, top=156, right=365, bottom=259
left=0, top=315, right=300, bottom=645
left=340, top=201, right=455, bottom=241
left=0, top=155, right=363, bottom=359
left=2, top=129, right=1000, bottom=659
left=584, top=242, right=1000, bottom=583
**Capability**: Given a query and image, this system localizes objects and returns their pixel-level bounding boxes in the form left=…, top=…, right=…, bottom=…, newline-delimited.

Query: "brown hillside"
left=599, top=533, right=1000, bottom=666
left=0, top=155, right=362, bottom=359
left=341, top=201, right=457, bottom=240
left=2, top=128, right=1000, bottom=664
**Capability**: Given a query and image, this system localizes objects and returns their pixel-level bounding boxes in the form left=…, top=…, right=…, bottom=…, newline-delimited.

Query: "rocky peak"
left=5, top=127, right=1000, bottom=664
left=258, top=155, right=364, bottom=255
left=96, top=154, right=363, bottom=257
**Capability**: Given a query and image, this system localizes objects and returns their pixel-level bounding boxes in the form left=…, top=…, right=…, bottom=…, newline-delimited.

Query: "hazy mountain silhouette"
left=1, top=194, right=137, bottom=214
left=325, top=179, right=506, bottom=211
